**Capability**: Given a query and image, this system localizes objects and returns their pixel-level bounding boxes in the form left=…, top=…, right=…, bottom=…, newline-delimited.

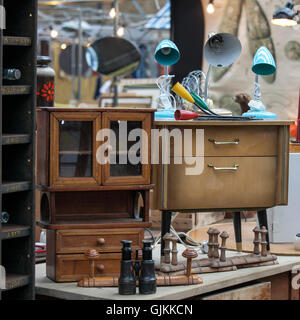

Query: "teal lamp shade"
left=252, top=46, right=276, bottom=76
left=154, top=40, right=180, bottom=66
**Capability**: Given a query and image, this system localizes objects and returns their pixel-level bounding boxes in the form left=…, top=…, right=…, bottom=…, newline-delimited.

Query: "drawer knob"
left=96, top=264, right=105, bottom=272
left=97, top=238, right=105, bottom=245
left=208, top=138, right=239, bottom=145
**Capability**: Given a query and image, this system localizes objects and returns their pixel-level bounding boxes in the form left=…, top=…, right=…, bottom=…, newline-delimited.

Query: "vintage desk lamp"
left=271, top=1, right=299, bottom=140
left=242, top=46, right=277, bottom=119
left=271, top=0, right=299, bottom=27
left=203, top=33, right=242, bottom=103
left=154, top=40, right=180, bottom=119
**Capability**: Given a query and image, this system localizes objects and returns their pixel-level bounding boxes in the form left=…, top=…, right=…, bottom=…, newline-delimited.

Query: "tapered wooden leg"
left=257, top=209, right=270, bottom=251
left=233, top=212, right=242, bottom=252
left=161, top=211, right=172, bottom=258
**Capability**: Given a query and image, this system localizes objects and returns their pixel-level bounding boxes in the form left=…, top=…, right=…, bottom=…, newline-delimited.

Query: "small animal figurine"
left=234, top=93, right=251, bottom=115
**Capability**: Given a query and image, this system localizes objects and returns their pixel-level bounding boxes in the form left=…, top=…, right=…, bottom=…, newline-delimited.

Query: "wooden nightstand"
left=152, top=119, right=293, bottom=256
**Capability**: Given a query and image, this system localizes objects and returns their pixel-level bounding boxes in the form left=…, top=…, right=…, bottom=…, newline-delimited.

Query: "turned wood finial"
left=163, top=233, right=173, bottom=264
left=182, top=248, right=198, bottom=277
left=220, top=231, right=229, bottom=262
left=85, top=249, right=100, bottom=279
left=170, top=235, right=178, bottom=266
left=212, top=229, right=220, bottom=259
left=253, top=226, right=261, bottom=255
left=260, top=226, right=268, bottom=257
left=207, top=228, right=214, bottom=258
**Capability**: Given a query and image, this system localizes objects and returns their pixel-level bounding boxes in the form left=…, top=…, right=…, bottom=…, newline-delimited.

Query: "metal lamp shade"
left=154, top=40, right=180, bottom=66
left=271, top=1, right=297, bottom=27
left=252, top=46, right=276, bottom=76
left=204, top=33, right=242, bottom=67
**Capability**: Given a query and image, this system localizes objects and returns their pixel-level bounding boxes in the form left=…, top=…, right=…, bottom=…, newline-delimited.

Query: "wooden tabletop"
left=155, top=120, right=294, bottom=126
left=35, top=245, right=300, bottom=300
left=37, top=107, right=156, bottom=113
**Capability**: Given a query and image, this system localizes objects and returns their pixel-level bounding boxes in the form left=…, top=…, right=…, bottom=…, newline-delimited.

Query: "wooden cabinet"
left=37, top=107, right=155, bottom=282
left=152, top=120, right=292, bottom=255
left=153, top=121, right=291, bottom=211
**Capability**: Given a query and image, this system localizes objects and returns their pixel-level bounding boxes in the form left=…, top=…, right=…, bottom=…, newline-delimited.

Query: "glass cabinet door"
left=102, top=112, right=151, bottom=185
left=50, top=112, right=101, bottom=186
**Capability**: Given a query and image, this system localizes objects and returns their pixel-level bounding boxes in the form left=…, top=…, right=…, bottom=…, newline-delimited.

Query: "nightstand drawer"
left=55, top=253, right=121, bottom=282
left=165, top=156, right=277, bottom=210
left=169, top=126, right=278, bottom=157
left=56, top=228, right=144, bottom=254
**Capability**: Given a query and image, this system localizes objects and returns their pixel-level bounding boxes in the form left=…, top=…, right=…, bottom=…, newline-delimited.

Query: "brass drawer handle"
left=208, top=138, right=239, bottom=145
left=208, top=164, right=239, bottom=171
left=97, top=238, right=105, bottom=245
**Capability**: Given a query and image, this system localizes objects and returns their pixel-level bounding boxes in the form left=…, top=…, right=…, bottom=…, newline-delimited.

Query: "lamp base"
left=242, top=109, right=277, bottom=120
left=155, top=109, right=175, bottom=119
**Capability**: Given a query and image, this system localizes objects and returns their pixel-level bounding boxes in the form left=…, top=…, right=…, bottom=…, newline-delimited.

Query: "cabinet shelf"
left=3, top=274, right=30, bottom=291
left=2, top=134, right=31, bottom=145
left=37, top=218, right=151, bottom=230
left=1, top=225, right=31, bottom=240
left=1, top=181, right=31, bottom=194
left=3, top=36, right=32, bottom=46
left=2, top=85, right=31, bottom=95
left=39, top=184, right=155, bottom=192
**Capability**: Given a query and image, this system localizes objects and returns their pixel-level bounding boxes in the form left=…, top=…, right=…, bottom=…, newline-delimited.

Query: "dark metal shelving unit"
left=0, top=0, right=37, bottom=300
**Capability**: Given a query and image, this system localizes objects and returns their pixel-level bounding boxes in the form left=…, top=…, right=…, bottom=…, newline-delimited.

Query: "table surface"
left=154, top=120, right=294, bottom=126
left=35, top=245, right=300, bottom=300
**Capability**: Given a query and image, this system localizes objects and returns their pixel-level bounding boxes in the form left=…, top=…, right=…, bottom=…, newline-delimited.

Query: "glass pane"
left=110, top=120, right=142, bottom=177
left=59, top=121, right=93, bottom=177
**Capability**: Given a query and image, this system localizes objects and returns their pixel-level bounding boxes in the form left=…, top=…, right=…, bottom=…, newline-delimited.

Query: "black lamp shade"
left=273, top=1, right=296, bottom=20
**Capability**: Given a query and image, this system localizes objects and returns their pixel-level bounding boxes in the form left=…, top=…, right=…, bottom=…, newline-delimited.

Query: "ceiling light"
left=109, top=6, right=116, bottom=18
left=272, top=1, right=298, bottom=27
left=50, top=29, right=58, bottom=38
left=117, top=25, right=125, bottom=37
left=207, top=0, right=215, bottom=14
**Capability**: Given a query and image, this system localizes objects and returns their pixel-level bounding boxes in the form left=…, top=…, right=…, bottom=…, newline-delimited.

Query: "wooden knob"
left=96, top=264, right=105, bottom=272
left=97, top=238, right=105, bottom=245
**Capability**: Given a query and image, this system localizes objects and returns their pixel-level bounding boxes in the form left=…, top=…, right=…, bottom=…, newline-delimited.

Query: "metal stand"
left=257, top=209, right=270, bottom=251
left=233, top=212, right=242, bottom=252
left=161, top=210, right=172, bottom=258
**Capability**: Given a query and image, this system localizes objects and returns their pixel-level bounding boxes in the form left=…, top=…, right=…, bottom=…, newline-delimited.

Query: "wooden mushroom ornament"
left=85, top=248, right=100, bottom=279
left=182, top=248, right=198, bottom=277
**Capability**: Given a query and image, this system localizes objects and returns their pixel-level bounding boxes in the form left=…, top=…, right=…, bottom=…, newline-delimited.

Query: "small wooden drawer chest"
left=46, top=228, right=144, bottom=282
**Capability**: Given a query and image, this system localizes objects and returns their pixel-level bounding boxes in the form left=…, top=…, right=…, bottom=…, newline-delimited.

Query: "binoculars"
left=118, top=239, right=156, bottom=295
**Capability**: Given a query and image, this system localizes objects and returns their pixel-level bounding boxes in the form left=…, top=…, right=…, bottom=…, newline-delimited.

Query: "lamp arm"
left=204, top=64, right=212, bottom=103
left=253, top=74, right=261, bottom=102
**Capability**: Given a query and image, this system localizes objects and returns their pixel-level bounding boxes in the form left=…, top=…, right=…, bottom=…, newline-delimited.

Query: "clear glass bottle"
left=1, top=211, right=9, bottom=224
left=3, top=68, right=21, bottom=80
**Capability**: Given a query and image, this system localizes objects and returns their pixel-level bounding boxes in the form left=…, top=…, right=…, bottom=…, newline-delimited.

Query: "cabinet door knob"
left=97, top=238, right=105, bottom=245
left=96, top=264, right=105, bottom=272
